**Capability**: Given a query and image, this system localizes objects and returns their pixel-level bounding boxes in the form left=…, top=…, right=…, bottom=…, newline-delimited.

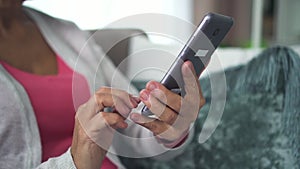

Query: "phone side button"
left=171, top=88, right=182, bottom=95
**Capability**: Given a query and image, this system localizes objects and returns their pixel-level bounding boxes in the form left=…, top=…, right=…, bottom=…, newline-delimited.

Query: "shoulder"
left=24, top=7, right=77, bottom=28
left=24, top=7, right=91, bottom=40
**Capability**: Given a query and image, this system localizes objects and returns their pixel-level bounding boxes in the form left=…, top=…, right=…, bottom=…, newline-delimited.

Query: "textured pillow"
left=120, top=46, right=300, bottom=169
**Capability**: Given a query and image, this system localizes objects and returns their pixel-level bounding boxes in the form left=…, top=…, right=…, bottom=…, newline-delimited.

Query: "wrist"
left=71, top=144, right=106, bottom=169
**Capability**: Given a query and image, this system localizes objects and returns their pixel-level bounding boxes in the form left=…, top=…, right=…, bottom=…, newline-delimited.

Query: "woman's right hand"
left=70, top=87, right=139, bottom=169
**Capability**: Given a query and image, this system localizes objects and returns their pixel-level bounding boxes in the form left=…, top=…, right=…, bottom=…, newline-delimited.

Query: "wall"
left=193, top=0, right=252, bottom=47
left=276, top=0, right=300, bottom=45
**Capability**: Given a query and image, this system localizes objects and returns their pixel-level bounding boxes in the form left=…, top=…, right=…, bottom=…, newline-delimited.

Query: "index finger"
left=96, top=87, right=140, bottom=109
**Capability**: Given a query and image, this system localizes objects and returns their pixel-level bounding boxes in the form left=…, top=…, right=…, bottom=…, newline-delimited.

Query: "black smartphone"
left=142, top=12, right=234, bottom=116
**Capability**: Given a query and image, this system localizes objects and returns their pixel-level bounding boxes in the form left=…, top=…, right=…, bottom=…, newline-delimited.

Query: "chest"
left=1, top=56, right=91, bottom=161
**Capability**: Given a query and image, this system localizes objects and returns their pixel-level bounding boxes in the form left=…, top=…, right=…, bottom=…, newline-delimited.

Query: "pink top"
left=1, top=57, right=117, bottom=169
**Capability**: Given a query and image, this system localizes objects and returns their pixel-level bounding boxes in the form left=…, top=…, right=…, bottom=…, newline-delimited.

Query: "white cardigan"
left=0, top=7, right=193, bottom=169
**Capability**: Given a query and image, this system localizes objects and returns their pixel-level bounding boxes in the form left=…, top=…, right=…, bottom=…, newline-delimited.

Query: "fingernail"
left=132, top=96, right=141, bottom=103
left=148, top=83, right=156, bottom=91
left=140, top=91, right=149, bottom=101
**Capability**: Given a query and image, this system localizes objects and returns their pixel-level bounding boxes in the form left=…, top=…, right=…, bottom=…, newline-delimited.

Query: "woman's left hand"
left=130, top=61, right=205, bottom=145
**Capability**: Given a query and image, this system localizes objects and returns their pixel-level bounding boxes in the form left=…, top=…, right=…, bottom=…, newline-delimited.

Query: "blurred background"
left=24, top=0, right=300, bottom=81
left=24, top=0, right=300, bottom=47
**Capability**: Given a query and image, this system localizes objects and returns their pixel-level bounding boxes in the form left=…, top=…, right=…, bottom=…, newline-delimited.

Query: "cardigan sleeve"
left=0, top=67, right=42, bottom=169
left=36, top=149, right=76, bottom=169
left=0, top=67, right=77, bottom=169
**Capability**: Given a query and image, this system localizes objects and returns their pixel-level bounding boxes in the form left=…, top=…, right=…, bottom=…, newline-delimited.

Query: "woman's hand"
left=71, top=87, right=139, bottom=169
left=130, top=61, right=205, bottom=146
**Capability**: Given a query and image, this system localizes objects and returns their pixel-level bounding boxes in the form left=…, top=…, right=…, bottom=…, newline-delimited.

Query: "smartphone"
left=142, top=12, right=234, bottom=116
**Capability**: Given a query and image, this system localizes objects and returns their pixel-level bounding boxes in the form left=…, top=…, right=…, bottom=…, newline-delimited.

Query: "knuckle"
left=147, top=122, right=158, bottom=133
left=110, top=117, right=119, bottom=125
left=156, top=89, right=165, bottom=99
left=93, top=94, right=102, bottom=104
left=118, top=89, right=127, bottom=96
left=166, top=112, right=177, bottom=124
left=173, top=100, right=181, bottom=111
left=95, top=92, right=108, bottom=102
left=93, top=92, right=101, bottom=99
left=77, top=103, right=87, bottom=112
left=150, top=101, right=159, bottom=110
left=152, top=104, right=165, bottom=117
left=97, top=86, right=110, bottom=94
left=99, top=112, right=107, bottom=119
left=101, top=113, right=118, bottom=125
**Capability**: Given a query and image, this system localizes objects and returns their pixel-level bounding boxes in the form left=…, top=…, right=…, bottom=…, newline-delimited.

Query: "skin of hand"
left=130, top=61, right=205, bottom=143
left=71, top=87, right=140, bottom=169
